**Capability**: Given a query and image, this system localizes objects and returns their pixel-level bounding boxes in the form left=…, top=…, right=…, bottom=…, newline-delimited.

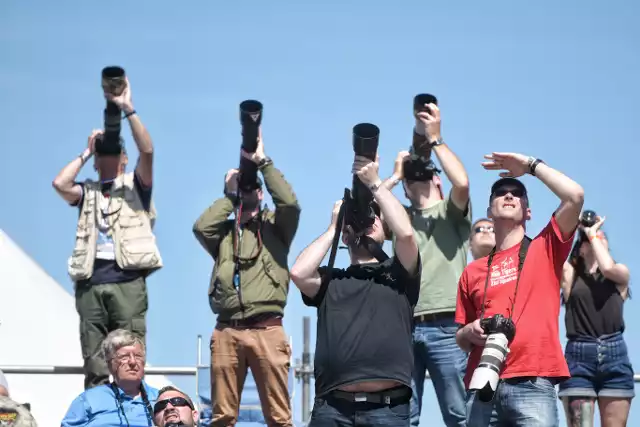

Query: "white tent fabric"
left=0, top=229, right=172, bottom=427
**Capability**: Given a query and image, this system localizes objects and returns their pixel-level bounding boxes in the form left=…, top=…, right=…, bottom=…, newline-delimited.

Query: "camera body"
left=238, top=100, right=263, bottom=193
left=96, top=66, right=126, bottom=156
left=403, top=153, right=440, bottom=182
left=468, top=314, right=517, bottom=402
left=401, top=93, right=440, bottom=182
left=344, top=123, right=380, bottom=235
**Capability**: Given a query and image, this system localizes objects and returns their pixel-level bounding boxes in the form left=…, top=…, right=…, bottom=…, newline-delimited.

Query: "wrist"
left=122, top=104, right=135, bottom=115
left=368, top=179, right=383, bottom=193
left=428, top=135, right=443, bottom=146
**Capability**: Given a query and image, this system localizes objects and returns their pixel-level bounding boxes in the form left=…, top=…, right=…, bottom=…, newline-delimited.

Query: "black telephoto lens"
left=101, top=66, right=127, bottom=97
left=413, top=93, right=438, bottom=113
left=349, top=123, right=380, bottom=233
left=97, top=101, right=123, bottom=156
left=580, top=210, right=597, bottom=227
left=237, top=100, right=263, bottom=192
left=352, top=123, right=380, bottom=161
left=239, top=100, right=263, bottom=153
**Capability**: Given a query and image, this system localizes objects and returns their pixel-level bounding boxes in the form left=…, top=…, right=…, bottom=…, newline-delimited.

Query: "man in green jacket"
left=193, top=130, right=300, bottom=427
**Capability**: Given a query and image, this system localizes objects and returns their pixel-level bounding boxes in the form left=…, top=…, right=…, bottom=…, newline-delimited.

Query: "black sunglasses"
left=474, top=226, right=494, bottom=234
left=153, top=397, right=194, bottom=414
left=492, top=186, right=526, bottom=199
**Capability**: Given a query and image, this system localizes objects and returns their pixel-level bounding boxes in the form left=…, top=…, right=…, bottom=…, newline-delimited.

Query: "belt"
left=329, top=386, right=411, bottom=405
left=217, top=315, right=282, bottom=329
left=414, top=311, right=455, bottom=324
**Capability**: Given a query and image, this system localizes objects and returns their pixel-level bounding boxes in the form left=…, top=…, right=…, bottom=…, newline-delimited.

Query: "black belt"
left=414, top=311, right=455, bottom=323
left=328, top=386, right=411, bottom=405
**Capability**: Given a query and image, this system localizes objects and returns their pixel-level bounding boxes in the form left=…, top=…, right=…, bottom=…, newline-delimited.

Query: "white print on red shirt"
left=489, top=256, right=518, bottom=287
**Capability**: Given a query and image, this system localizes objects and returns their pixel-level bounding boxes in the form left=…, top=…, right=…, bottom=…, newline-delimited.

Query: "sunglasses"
left=474, top=226, right=494, bottom=234
left=492, top=187, right=526, bottom=199
left=153, top=397, right=194, bottom=414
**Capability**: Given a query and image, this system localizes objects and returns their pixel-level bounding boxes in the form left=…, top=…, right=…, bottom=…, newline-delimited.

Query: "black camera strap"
left=479, top=236, right=532, bottom=322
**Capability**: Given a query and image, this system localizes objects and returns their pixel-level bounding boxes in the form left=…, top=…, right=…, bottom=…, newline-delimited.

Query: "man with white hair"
left=62, top=329, right=159, bottom=426
left=152, top=386, right=199, bottom=427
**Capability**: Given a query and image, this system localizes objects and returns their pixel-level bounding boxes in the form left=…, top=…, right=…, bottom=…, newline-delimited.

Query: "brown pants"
left=210, top=322, right=293, bottom=427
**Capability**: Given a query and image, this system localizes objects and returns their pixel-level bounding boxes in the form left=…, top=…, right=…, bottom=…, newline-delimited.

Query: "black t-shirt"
left=71, top=173, right=153, bottom=286
left=565, top=267, right=625, bottom=339
left=302, top=254, right=421, bottom=396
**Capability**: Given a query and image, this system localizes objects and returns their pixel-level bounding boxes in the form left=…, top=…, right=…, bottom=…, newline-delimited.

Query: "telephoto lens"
left=237, top=100, right=264, bottom=192
left=346, top=123, right=380, bottom=234
left=101, top=66, right=127, bottom=97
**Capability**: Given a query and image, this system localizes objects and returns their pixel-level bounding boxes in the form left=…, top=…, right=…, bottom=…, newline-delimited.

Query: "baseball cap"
left=490, top=177, right=528, bottom=200
left=0, top=396, right=37, bottom=427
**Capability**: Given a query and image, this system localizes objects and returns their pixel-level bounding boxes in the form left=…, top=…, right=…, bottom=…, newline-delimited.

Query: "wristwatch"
left=429, top=137, right=444, bottom=147
left=527, top=157, right=544, bottom=176
left=257, top=157, right=273, bottom=170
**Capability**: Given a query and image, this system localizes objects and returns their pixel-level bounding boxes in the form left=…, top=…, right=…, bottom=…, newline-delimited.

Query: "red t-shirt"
left=455, top=215, right=574, bottom=388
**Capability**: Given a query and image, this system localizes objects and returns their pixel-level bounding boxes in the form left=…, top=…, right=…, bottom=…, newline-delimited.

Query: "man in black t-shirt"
left=290, top=154, right=421, bottom=426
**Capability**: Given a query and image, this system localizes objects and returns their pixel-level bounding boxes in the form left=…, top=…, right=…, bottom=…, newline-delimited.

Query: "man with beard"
left=193, top=130, right=300, bottom=427
left=152, top=387, right=199, bottom=427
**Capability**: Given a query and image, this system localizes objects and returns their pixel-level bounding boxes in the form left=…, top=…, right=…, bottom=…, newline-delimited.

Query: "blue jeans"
left=466, top=377, right=559, bottom=427
left=308, top=395, right=410, bottom=427
left=558, top=332, right=635, bottom=399
left=411, top=316, right=468, bottom=426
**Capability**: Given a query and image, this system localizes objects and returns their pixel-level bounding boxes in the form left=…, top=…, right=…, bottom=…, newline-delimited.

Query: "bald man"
left=469, top=218, right=495, bottom=260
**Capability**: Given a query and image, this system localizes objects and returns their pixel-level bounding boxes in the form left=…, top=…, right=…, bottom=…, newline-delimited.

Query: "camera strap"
left=479, top=235, right=532, bottom=322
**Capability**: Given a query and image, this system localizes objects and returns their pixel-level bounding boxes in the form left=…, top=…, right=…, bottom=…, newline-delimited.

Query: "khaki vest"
left=67, top=172, right=163, bottom=282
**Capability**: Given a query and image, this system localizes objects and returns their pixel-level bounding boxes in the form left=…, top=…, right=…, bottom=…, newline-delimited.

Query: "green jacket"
left=193, top=161, right=301, bottom=320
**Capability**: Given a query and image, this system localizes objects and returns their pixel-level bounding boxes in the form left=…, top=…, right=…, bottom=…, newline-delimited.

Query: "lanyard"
left=479, top=236, right=532, bottom=322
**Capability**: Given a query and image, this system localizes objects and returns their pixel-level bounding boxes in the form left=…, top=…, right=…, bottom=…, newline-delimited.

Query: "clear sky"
left=1, top=1, right=639, bottom=426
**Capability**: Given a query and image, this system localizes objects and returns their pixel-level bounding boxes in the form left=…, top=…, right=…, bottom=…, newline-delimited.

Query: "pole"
left=302, top=316, right=311, bottom=423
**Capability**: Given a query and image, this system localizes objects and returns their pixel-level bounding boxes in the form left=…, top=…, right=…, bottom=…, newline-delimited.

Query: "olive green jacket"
left=193, top=161, right=301, bottom=320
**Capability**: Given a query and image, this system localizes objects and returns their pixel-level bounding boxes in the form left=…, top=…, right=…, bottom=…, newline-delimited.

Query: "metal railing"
left=3, top=317, right=640, bottom=424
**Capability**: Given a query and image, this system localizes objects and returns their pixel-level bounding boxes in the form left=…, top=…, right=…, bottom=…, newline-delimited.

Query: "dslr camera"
left=468, top=314, right=516, bottom=402
left=569, top=210, right=598, bottom=264
left=580, top=210, right=597, bottom=228
left=402, top=93, right=441, bottom=182
left=96, top=66, right=127, bottom=156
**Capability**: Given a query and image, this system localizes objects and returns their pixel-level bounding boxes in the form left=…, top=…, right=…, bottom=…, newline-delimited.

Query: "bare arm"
left=431, top=143, right=470, bottom=211
left=589, top=234, right=630, bottom=290
left=290, top=226, right=335, bottom=299
left=105, top=77, right=154, bottom=187
left=531, top=161, right=584, bottom=239
left=290, top=201, right=342, bottom=298
left=371, top=182, right=419, bottom=276
left=561, top=262, right=576, bottom=302
left=52, top=130, right=101, bottom=205
left=127, top=111, right=154, bottom=187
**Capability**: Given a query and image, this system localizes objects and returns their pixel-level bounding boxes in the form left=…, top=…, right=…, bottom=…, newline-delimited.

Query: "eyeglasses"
left=114, top=352, right=145, bottom=364
left=492, top=187, right=525, bottom=199
left=474, top=226, right=494, bottom=234
left=153, top=397, right=194, bottom=414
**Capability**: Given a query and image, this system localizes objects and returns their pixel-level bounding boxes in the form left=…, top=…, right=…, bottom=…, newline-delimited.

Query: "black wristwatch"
left=528, top=157, right=544, bottom=176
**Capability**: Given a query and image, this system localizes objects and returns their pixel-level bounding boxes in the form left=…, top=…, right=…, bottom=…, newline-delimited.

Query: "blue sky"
left=1, top=1, right=639, bottom=425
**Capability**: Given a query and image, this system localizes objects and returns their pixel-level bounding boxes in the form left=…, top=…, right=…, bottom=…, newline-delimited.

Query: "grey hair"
left=101, top=329, right=145, bottom=362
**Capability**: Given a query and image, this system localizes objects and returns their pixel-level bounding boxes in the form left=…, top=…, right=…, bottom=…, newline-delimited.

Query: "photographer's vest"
left=67, top=172, right=163, bottom=281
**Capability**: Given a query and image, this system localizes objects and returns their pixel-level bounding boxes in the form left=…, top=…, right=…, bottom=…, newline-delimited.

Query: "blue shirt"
left=61, top=381, right=159, bottom=427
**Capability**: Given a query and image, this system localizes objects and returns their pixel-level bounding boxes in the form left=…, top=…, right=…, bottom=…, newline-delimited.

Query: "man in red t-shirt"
left=455, top=152, right=584, bottom=427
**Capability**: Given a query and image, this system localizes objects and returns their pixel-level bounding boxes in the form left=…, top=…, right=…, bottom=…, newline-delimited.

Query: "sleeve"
left=192, top=197, right=235, bottom=259
left=445, top=190, right=473, bottom=245
left=390, top=253, right=422, bottom=307
left=300, top=266, right=332, bottom=307
left=60, top=394, right=90, bottom=426
left=133, top=172, right=153, bottom=212
left=261, top=162, right=301, bottom=247
left=455, top=268, right=476, bottom=326
left=539, top=213, right=577, bottom=274
left=70, top=182, right=85, bottom=209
